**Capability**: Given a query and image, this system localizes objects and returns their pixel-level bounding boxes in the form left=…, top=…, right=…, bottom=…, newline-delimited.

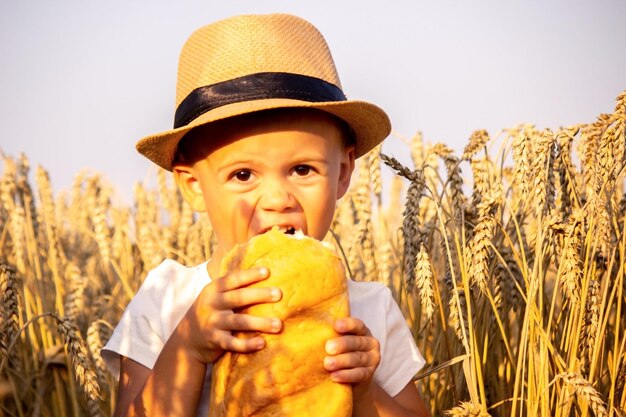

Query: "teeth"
left=268, top=225, right=296, bottom=234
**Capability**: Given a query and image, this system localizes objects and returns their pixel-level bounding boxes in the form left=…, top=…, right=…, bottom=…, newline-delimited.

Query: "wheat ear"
left=0, top=262, right=20, bottom=369
left=415, top=243, right=435, bottom=321
left=445, top=401, right=491, bottom=416
left=53, top=314, right=101, bottom=402
left=462, top=130, right=490, bottom=161
left=558, top=372, right=607, bottom=417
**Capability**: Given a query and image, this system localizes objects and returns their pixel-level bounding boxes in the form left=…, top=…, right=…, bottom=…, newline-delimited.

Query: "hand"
left=174, top=266, right=283, bottom=365
left=323, top=317, right=381, bottom=400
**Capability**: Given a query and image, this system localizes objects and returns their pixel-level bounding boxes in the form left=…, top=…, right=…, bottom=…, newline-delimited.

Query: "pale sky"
left=1, top=0, right=625, bottom=202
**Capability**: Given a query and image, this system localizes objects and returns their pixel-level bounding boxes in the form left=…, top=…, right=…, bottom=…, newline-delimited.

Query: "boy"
left=103, top=13, right=429, bottom=417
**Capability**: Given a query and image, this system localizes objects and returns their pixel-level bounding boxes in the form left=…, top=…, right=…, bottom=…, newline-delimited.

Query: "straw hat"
left=136, top=13, right=391, bottom=171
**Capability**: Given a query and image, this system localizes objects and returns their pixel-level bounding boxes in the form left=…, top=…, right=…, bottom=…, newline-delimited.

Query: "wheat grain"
left=2, top=89, right=625, bottom=417
left=559, top=372, right=607, bottom=416
left=368, top=145, right=383, bottom=207
left=462, top=130, right=490, bottom=161
left=546, top=137, right=559, bottom=213
left=557, top=231, right=582, bottom=305
left=381, top=153, right=426, bottom=288
left=615, top=89, right=626, bottom=115
left=63, top=262, right=86, bottom=325
left=578, top=122, right=600, bottom=206
left=445, top=401, right=491, bottom=416
left=9, top=205, right=26, bottom=273
left=93, top=184, right=111, bottom=267
left=53, top=314, right=101, bottom=402
left=445, top=157, right=465, bottom=225
left=134, top=183, right=162, bottom=270
left=16, top=154, right=39, bottom=238
left=177, top=197, right=194, bottom=257
left=511, top=129, right=532, bottom=213
left=352, top=159, right=377, bottom=278
left=380, top=153, right=422, bottom=183
left=385, top=175, right=404, bottom=232
left=431, top=143, right=465, bottom=224
left=415, top=243, right=435, bottom=321
left=421, top=145, right=441, bottom=224
left=157, top=168, right=180, bottom=232
left=469, top=157, right=491, bottom=214
left=111, top=208, right=130, bottom=263
left=35, top=165, right=66, bottom=276
left=448, top=286, right=469, bottom=342
left=86, top=319, right=113, bottom=386
left=468, top=189, right=501, bottom=294
left=377, top=239, right=393, bottom=287
left=402, top=180, right=423, bottom=289
left=409, top=131, right=426, bottom=170
left=579, top=269, right=602, bottom=375
left=0, top=262, right=20, bottom=369
left=468, top=221, right=492, bottom=294
left=555, top=127, right=580, bottom=216
left=531, top=130, right=554, bottom=217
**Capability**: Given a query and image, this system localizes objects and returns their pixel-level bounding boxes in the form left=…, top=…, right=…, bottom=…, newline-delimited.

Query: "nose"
left=258, top=179, right=295, bottom=212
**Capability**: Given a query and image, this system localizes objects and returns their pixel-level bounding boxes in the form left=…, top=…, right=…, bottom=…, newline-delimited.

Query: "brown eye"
left=293, top=165, right=311, bottom=176
left=233, top=170, right=252, bottom=182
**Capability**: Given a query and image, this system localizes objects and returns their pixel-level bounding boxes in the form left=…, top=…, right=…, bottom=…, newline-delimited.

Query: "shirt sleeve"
left=348, top=280, right=426, bottom=397
left=374, top=286, right=426, bottom=396
left=101, top=260, right=212, bottom=378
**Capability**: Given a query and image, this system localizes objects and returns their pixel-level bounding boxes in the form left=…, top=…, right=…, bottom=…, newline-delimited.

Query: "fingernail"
left=258, top=267, right=269, bottom=277
left=270, top=288, right=281, bottom=300
left=324, top=357, right=335, bottom=369
left=255, top=338, right=265, bottom=349
left=271, top=319, right=282, bottom=332
left=325, top=341, right=337, bottom=354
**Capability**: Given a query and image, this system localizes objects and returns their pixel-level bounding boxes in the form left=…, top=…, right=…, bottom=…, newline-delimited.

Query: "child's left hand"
left=323, top=317, right=381, bottom=400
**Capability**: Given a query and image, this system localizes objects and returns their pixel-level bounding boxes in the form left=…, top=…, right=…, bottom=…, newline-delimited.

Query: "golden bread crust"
left=209, top=229, right=352, bottom=417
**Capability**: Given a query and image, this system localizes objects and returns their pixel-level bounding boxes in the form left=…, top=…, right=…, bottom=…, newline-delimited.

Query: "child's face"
left=174, top=110, right=355, bottom=256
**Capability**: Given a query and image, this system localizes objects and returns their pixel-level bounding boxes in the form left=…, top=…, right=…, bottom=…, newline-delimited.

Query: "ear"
left=173, top=164, right=206, bottom=212
left=336, top=145, right=356, bottom=199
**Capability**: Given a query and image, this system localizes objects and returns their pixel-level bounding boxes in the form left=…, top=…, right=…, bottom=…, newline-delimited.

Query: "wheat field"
left=1, top=89, right=625, bottom=416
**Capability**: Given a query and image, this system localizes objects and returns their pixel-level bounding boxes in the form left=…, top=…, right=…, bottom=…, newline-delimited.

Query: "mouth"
left=262, top=225, right=298, bottom=235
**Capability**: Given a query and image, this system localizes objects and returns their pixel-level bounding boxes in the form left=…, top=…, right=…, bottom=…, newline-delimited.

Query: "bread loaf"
left=209, top=228, right=352, bottom=417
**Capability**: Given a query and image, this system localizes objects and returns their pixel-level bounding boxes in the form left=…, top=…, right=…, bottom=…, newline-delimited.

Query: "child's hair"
left=173, top=107, right=356, bottom=166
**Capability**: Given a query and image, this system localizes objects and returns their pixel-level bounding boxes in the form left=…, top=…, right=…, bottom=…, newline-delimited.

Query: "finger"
left=334, top=317, right=370, bottom=336
left=327, top=367, right=375, bottom=384
left=324, top=350, right=380, bottom=372
left=216, top=286, right=282, bottom=310
left=214, top=267, right=270, bottom=292
left=219, top=313, right=282, bottom=333
left=326, top=335, right=379, bottom=355
left=219, top=334, right=267, bottom=353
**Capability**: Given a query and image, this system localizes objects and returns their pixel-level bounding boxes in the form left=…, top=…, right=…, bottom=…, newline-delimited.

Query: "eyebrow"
left=214, top=157, right=257, bottom=174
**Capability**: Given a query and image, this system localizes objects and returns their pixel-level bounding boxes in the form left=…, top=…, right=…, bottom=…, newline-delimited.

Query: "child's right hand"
left=174, top=266, right=283, bottom=365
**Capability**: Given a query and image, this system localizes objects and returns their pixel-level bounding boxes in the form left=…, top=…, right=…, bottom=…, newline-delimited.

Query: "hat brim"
left=136, top=98, right=391, bottom=171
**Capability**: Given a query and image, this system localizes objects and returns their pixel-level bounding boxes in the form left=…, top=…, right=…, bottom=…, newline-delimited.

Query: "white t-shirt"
left=102, top=259, right=425, bottom=412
